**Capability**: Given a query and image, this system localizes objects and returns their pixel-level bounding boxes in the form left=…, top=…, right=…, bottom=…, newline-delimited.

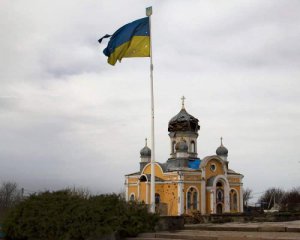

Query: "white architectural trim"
left=141, top=162, right=164, bottom=175
left=177, top=173, right=184, bottom=215
left=139, top=174, right=148, bottom=181
left=239, top=186, right=244, bottom=213
left=212, top=175, right=230, bottom=213
left=201, top=178, right=206, bottom=214
left=200, top=155, right=224, bottom=169
left=227, top=174, right=244, bottom=179
left=210, top=190, right=214, bottom=214
left=137, top=180, right=140, bottom=200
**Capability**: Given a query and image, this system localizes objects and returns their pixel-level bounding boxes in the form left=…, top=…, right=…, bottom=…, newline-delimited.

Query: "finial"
left=145, top=138, right=148, bottom=146
left=220, top=137, right=223, bottom=146
left=181, top=96, right=186, bottom=109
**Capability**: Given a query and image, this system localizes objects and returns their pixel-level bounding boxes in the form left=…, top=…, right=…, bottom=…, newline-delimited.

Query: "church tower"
left=139, top=138, right=151, bottom=172
left=216, top=137, right=229, bottom=169
left=166, top=97, right=201, bottom=170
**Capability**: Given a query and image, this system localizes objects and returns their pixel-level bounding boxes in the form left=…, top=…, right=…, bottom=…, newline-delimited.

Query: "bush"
left=3, top=190, right=158, bottom=240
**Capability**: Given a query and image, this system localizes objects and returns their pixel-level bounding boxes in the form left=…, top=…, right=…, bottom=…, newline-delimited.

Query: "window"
left=216, top=189, right=224, bottom=203
left=129, top=194, right=135, bottom=201
left=139, top=175, right=147, bottom=182
left=172, top=141, right=176, bottom=153
left=191, top=141, right=195, bottom=152
left=187, top=187, right=198, bottom=210
left=155, top=193, right=160, bottom=204
left=210, top=164, right=216, bottom=172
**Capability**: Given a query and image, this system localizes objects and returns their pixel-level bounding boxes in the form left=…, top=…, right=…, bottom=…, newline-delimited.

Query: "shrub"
left=3, top=190, right=158, bottom=240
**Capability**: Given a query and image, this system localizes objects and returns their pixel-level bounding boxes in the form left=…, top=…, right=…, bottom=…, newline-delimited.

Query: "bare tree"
left=0, top=182, right=22, bottom=219
left=281, top=187, right=300, bottom=211
left=243, top=188, right=253, bottom=207
left=259, top=187, right=285, bottom=210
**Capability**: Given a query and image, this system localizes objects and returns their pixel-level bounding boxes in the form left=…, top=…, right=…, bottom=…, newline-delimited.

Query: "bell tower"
left=168, top=96, right=200, bottom=159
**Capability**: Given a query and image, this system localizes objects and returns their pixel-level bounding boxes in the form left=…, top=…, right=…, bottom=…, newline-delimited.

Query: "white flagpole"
left=146, top=6, right=155, bottom=213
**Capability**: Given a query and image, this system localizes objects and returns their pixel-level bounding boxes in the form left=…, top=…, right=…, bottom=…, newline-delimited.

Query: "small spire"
left=181, top=96, right=186, bottom=109
left=220, top=136, right=223, bottom=146
left=145, top=138, right=148, bottom=146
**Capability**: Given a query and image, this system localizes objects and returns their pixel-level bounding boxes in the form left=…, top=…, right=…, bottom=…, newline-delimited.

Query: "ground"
left=129, top=220, right=300, bottom=240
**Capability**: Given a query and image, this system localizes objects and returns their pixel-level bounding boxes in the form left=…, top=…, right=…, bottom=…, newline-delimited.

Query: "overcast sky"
left=0, top=0, right=299, bottom=202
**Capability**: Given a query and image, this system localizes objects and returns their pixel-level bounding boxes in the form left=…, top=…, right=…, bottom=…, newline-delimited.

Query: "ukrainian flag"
left=100, top=17, right=150, bottom=66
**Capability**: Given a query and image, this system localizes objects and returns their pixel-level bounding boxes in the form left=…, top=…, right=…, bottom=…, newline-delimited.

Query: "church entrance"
left=215, top=181, right=224, bottom=214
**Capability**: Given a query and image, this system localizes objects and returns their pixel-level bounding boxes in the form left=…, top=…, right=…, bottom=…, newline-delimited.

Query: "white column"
left=146, top=182, right=149, bottom=204
left=239, top=186, right=244, bottom=213
left=201, top=179, right=206, bottom=214
left=224, top=184, right=230, bottom=212
left=210, top=190, right=214, bottom=214
left=177, top=173, right=184, bottom=215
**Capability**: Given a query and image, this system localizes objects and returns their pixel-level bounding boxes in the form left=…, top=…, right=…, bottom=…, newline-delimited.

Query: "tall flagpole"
left=146, top=6, right=155, bottom=213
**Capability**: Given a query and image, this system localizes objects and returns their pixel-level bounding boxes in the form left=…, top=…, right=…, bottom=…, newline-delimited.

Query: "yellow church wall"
left=205, top=159, right=224, bottom=180
left=128, top=177, right=138, bottom=184
left=128, top=185, right=138, bottom=200
left=151, top=182, right=178, bottom=215
left=139, top=182, right=147, bottom=203
left=164, top=183, right=178, bottom=215
left=143, top=163, right=164, bottom=179
left=206, top=190, right=212, bottom=214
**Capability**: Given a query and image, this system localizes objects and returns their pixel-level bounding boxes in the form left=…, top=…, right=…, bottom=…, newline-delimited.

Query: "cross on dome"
left=181, top=96, right=186, bottom=109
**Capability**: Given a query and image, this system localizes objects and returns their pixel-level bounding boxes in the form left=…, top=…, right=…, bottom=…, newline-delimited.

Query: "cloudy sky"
left=1, top=0, right=299, bottom=202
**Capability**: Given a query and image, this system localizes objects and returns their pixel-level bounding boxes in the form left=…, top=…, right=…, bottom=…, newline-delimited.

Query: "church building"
left=125, top=98, right=244, bottom=216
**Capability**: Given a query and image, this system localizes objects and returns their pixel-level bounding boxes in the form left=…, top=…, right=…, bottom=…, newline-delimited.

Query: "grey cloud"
left=0, top=0, right=299, bottom=198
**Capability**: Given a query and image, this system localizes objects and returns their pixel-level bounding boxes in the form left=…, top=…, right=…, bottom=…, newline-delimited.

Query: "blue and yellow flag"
left=99, top=17, right=150, bottom=65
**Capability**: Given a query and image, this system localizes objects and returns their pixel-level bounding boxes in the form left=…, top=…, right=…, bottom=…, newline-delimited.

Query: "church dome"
left=216, top=137, right=228, bottom=156
left=168, top=107, right=200, bottom=133
left=140, top=139, right=151, bottom=157
left=175, top=138, right=188, bottom=152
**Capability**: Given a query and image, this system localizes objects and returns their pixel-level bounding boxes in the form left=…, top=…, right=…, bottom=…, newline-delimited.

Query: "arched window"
left=191, top=141, right=195, bottom=152
left=216, top=189, right=224, bottom=203
left=187, top=187, right=198, bottom=211
left=172, top=141, right=176, bottom=153
left=216, top=181, right=223, bottom=187
left=139, top=175, right=147, bottom=182
left=129, top=193, right=135, bottom=201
